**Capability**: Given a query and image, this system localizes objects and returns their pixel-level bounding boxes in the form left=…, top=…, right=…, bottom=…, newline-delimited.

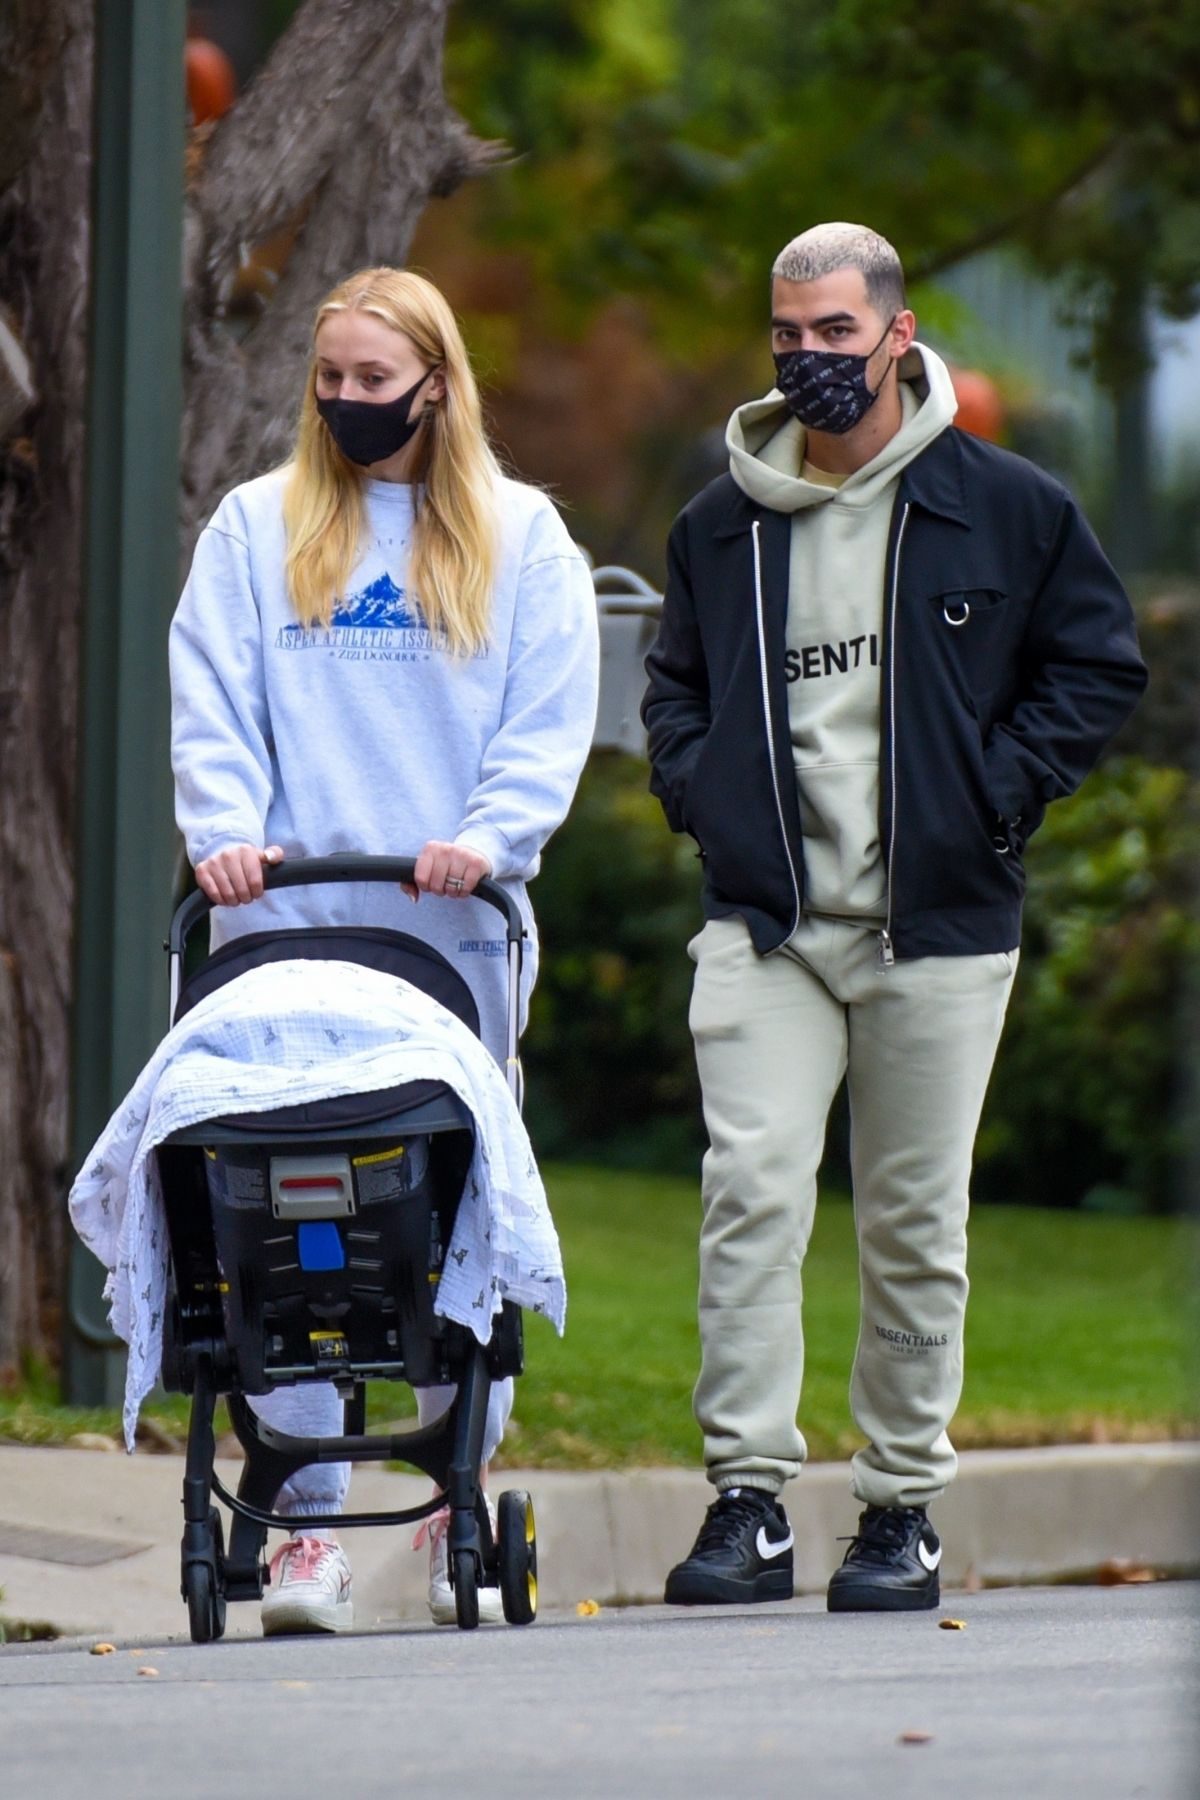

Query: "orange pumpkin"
left=186, top=36, right=236, bottom=126
left=950, top=367, right=1005, bottom=442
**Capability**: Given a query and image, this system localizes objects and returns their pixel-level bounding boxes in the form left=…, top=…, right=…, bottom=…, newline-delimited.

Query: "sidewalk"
left=1, top=1441, right=1196, bottom=1642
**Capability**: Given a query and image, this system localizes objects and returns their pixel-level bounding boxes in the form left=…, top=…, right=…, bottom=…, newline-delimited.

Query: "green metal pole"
left=64, top=0, right=186, bottom=1406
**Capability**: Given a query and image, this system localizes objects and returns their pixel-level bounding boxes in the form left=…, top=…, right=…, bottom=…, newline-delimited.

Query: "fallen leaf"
left=90, top=1643, right=116, bottom=1656
left=1096, top=1558, right=1158, bottom=1586
left=899, top=1731, right=934, bottom=1745
left=938, top=1618, right=967, bottom=1631
left=576, top=1599, right=601, bottom=1617
left=137, top=1666, right=158, bottom=1678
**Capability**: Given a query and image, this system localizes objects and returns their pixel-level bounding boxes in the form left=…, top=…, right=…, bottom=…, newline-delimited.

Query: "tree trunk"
left=181, top=0, right=500, bottom=546
left=0, top=0, right=496, bottom=1375
left=0, top=0, right=93, bottom=1373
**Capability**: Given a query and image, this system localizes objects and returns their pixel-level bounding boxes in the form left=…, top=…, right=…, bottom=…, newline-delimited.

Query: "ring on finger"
left=446, top=875, right=465, bottom=892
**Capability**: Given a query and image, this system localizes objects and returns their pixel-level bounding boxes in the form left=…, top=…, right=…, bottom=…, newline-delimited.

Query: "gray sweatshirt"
left=726, top=344, right=958, bottom=921
left=170, top=468, right=599, bottom=1006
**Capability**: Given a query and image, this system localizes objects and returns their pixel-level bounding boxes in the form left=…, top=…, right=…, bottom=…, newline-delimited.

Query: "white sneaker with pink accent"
left=413, top=1500, right=503, bottom=1625
left=261, top=1535, right=354, bottom=1636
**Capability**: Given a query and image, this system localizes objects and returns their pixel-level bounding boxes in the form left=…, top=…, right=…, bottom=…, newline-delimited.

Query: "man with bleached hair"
left=643, top=222, right=1145, bottom=1611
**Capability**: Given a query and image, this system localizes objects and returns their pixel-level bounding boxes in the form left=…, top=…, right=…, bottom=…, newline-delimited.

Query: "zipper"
left=751, top=519, right=801, bottom=941
left=878, top=501, right=912, bottom=971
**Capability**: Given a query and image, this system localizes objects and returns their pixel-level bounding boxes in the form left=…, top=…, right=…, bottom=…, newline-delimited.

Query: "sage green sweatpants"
left=689, top=914, right=1017, bottom=1509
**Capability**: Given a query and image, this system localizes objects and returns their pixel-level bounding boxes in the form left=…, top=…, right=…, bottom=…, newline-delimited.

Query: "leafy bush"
left=525, top=754, right=704, bottom=1169
left=975, top=757, right=1199, bottom=1212
left=527, top=746, right=1197, bottom=1211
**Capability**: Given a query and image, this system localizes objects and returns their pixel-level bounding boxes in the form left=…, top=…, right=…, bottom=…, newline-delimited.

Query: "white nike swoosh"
left=918, top=1540, right=942, bottom=1571
left=756, top=1525, right=794, bottom=1561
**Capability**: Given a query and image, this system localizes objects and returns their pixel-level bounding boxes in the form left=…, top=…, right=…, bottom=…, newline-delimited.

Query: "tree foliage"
left=977, top=756, right=1199, bottom=1212
left=823, top=0, right=1200, bottom=387
left=524, top=755, right=703, bottom=1170
left=443, top=0, right=1200, bottom=386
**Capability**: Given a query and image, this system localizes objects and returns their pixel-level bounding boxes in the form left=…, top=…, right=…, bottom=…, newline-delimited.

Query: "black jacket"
left=642, top=426, right=1147, bottom=958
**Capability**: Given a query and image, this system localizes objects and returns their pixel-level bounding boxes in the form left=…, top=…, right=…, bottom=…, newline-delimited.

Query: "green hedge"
left=976, top=756, right=1198, bottom=1212
left=525, top=757, right=705, bottom=1169
left=525, top=751, right=1198, bottom=1212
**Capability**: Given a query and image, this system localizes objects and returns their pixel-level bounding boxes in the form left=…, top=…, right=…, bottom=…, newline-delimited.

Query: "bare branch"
left=431, top=119, right=513, bottom=197
left=909, top=139, right=1119, bottom=285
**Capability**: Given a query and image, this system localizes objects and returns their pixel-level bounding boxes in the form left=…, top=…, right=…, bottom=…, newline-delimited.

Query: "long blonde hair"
left=283, top=268, right=501, bottom=655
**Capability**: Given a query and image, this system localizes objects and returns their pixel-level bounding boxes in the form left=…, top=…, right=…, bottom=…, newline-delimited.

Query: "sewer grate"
left=0, top=1523, right=149, bottom=1566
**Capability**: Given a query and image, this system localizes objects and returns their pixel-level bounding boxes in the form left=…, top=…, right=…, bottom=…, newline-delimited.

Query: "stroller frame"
left=160, top=855, right=537, bottom=1638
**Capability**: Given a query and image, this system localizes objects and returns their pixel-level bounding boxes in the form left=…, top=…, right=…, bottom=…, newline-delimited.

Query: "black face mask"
left=772, top=318, right=896, bottom=436
left=315, top=370, right=434, bottom=466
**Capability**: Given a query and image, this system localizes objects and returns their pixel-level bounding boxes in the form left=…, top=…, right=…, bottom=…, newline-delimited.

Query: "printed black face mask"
left=315, top=370, right=434, bottom=466
left=772, top=319, right=895, bottom=436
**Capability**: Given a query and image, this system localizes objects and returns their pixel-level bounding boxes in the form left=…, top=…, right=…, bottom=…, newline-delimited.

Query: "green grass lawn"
left=492, top=1165, right=1199, bottom=1469
left=3, top=1164, right=1196, bottom=1466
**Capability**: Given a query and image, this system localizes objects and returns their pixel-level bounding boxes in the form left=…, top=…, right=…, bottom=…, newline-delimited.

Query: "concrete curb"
left=1, top=1441, right=1196, bottom=1642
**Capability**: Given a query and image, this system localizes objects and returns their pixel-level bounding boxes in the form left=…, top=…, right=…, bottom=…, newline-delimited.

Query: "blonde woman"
left=170, top=268, right=598, bottom=1634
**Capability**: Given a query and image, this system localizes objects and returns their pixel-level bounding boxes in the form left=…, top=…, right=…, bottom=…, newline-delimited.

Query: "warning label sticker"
left=352, top=1138, right=428, bottom=1205
left=309, top=1331, right=349, bottom=1369
left=204, top=1156, right=268, bottom=1211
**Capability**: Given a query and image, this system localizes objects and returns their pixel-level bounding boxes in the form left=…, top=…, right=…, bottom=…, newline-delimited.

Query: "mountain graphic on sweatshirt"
left=330, top=571, right=421, bottom=630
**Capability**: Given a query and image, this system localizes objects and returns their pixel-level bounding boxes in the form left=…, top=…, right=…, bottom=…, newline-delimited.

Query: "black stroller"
left=157, top=854, right=537, bottom=1640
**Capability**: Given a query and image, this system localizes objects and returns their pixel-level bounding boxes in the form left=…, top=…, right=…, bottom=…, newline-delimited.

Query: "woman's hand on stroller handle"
left=173, top=851, right=524, bottom=944
left=405, top=840, right=493, bottom=903
left=195, top=844, right=285, bottom=907
left=168, top=853, right=526, bottom=978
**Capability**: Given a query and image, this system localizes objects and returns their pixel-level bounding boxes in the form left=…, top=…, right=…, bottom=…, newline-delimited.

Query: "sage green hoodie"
left=726, top=344, right=959, bottom=922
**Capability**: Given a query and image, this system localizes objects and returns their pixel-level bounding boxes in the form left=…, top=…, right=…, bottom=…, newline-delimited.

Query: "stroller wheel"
left=497, top=1490, right=538, bottom=1626
left=182, top=1507, right=227, bottom=1643
left=184, top=1561, right=226, bottom=1643
left=451, top=1548, right=480, bottom=1631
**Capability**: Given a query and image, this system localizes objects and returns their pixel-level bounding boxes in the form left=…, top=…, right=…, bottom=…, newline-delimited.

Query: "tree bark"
left=181, top=0, right=500, bottom=544
left=0, top=0, right=93, bottom=1372
left=0, top=0, right=495, bottom=1373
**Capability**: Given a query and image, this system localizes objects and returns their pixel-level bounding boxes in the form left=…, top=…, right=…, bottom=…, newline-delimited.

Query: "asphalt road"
left=2, top=1584, right=1196, bottom=1799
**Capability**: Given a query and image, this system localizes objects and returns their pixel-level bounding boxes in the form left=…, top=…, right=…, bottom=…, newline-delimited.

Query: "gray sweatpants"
left=689, top=914, right=1016, bottom=1509
left=254, top=1380, right=512, bottom=1519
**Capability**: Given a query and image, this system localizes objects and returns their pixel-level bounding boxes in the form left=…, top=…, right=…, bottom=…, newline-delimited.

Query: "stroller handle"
left=165, top=855, right=527, bottom=1102
left=168, top=853, right=526, bottom=957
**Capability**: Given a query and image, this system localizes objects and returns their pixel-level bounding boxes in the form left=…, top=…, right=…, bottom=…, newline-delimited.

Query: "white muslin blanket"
left=68, top=959, right=565, bottom=1449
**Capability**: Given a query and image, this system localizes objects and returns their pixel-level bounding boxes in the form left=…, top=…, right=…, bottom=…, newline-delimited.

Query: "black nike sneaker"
left=664, top=1487, right=794, bottom=1605
left=826, top=1504, right=941, bottom=1612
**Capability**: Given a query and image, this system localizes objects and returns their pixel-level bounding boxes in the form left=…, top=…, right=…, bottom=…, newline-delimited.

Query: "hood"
left=727, top=341, right=959, bottom=514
